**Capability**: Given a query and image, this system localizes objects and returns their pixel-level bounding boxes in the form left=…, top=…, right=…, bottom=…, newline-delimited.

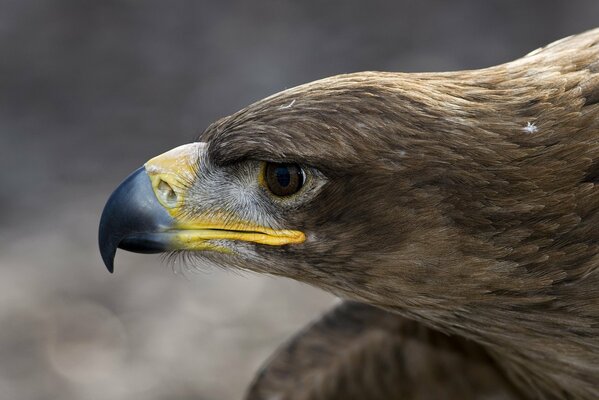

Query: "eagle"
left=99, top=28, right=599, bottom=399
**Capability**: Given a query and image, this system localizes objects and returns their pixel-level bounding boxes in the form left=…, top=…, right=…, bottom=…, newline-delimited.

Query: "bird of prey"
left=99, top=28, right=599, bottom=399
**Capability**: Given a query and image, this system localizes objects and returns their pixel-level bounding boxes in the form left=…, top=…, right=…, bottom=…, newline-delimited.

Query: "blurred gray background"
left=1, top=1, right=598, bottom=399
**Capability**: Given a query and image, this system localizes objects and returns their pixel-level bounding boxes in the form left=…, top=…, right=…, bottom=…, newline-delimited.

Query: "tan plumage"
left=100, top=28, right=599, bottom=399
left=201, top=29, right=599, bottom=399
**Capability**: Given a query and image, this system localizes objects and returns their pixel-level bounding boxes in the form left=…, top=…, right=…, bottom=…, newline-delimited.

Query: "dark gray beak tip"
left=103, top=254, right=115, bottom=274
left=99, top=168, right=147, bottom=273
left=98, top=167, right=174, bottom=273
left=98, top=222, right=116, bottom=273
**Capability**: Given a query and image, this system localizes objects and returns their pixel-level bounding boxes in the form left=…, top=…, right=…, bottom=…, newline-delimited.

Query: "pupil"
left=264, top=162, right=304, bottom=197
left=276, top=167, right=291, bottom=187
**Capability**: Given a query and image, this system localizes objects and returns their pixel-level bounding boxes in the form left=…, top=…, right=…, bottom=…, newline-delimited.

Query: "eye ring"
left=263, top=162, right=306, bottom=197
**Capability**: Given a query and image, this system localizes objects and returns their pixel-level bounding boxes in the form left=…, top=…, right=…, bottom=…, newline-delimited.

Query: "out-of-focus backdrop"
left=1, top=1, right=598, bottom=399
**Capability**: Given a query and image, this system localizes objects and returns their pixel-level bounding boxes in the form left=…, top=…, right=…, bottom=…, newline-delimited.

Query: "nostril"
left=157, top=179, right=178, bottom=207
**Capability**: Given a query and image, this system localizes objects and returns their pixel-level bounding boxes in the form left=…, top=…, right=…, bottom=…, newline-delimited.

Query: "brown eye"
left=264, top=163, right=305, bottom=197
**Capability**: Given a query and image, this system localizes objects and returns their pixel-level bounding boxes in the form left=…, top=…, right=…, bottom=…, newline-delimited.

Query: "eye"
left=264, top=162, right=306, bottom=197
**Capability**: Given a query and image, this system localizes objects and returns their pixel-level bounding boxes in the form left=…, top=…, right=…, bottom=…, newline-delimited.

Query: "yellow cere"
left=144, top=142, right=204, bottom=214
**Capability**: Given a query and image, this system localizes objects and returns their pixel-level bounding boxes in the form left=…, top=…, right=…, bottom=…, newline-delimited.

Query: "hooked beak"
left=98, top=143, right=305, bottom=273
left=98, top=167, right=175, bottom=273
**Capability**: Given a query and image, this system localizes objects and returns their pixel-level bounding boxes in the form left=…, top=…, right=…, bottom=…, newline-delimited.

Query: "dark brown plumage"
left=201, top=30, right=599, bottom=399
left=100, top=28, right=599, bottom=399
left=246, top=301, right=521, bottom=400
left=201, top=29, right=599, bottom=399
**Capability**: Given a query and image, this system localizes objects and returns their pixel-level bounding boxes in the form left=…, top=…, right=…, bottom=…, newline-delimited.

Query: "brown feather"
left=200, top=28, right=599, bottom=399
left=246, top=301, right=522, bottom=400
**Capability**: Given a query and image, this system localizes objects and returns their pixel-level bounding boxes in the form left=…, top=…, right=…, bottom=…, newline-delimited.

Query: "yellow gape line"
left=173, top=229, right=305, bottom=249
left=144, top=142, right=306, bottom=248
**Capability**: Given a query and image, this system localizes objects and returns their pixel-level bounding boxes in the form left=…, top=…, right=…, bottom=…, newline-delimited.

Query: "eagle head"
left=98, top=73, right=457, bottom=304
left=98, top=29, right=599, bottom=398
